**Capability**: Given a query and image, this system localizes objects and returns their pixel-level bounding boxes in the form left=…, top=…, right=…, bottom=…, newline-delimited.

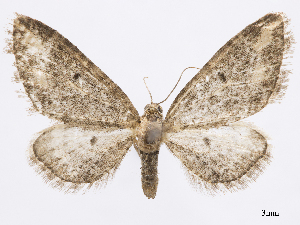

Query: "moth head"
left=143, top=103, right=163, bottom=117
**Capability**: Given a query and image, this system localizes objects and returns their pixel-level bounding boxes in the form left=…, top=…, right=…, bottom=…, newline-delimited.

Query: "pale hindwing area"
left=165, top=125, right=269, bottom=193
left=165, top=13, right=286, bottom=129
left=12, top=15, right=139, bottom=127
left=29, top=125, right=134, bottom=191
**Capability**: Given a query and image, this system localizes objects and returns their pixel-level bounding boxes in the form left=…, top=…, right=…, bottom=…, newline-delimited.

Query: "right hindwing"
left=165, top=124, right=269, bottom=192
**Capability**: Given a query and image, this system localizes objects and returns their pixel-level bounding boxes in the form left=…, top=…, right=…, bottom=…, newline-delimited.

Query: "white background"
left=0, top=1, right=299, bottom=225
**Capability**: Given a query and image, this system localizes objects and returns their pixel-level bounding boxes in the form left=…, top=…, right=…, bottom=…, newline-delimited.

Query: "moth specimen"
left=10, top=13, right=292, bottom=199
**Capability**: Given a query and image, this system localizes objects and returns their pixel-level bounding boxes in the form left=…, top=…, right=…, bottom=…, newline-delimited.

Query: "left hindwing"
left=30, top=125, right=134, bottom=191
left=165, top=13, right=285, bottom=130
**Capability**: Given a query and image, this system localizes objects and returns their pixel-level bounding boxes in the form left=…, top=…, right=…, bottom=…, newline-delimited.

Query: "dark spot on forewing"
left=218, top=72, right=226, bottom=83
left=203, top=137, right=211, bottom=147
left=90, top=136, right=97, bottom=145
left=74, top=73, right=80, bottom=80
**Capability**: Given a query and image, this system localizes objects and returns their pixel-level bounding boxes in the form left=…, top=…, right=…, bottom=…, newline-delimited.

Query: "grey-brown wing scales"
left=30, top=125, right=134, bottom=191
left=164, top=125, right=269, bottom=192
left=13, top=14, right=139, bottom=127
left=165, top=13, right=285, bottom=130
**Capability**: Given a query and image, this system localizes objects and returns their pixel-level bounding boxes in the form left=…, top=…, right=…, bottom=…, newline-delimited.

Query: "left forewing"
left=11, top=14, right=139, bottom=127
left=29, top=124, right=134, bottom=192
left=164, top=125, right=270, bottom=193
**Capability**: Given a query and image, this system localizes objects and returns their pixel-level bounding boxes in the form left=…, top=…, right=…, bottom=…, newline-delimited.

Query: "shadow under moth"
left=8, top=13, right=292, bottom=198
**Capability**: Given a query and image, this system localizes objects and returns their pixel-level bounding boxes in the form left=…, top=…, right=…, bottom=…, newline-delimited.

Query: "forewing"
left=30, top=124, right=133, bottom=191
left=165, top=13, right=285, bottom=129
left=164, top=125, right=269, bottom=191
left=12, top=14, right=139, bottom=127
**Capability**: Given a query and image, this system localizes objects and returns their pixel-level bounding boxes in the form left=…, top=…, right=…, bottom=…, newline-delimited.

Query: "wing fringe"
left=182, top=146, right=272, bottom=196
left=269, top=13, right=295, bottom=104
left=4, top=14, right=44, bottom=117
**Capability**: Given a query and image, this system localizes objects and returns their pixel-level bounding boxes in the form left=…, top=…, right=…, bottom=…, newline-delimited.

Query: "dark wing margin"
left=165, top=13, right=292, bottom=130
left=12, top=14, right=139, bottom=128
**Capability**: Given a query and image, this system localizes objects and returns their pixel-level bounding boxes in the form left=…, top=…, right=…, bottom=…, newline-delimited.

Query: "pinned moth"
left=9, top=13, right=292, bottom=199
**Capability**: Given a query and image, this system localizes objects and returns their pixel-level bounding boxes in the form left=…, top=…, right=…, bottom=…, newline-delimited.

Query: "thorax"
left=135, top=104, right=163, bottom=153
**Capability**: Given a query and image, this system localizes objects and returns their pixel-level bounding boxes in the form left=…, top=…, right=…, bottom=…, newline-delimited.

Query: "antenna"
left=143, top=77, right=153, bottom=104
left=157, top=67, right=200, bottom=104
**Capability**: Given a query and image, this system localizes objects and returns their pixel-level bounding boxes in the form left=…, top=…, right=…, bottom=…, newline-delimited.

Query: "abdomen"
left=135, top=117, right=163, bottom=198
left=140, top=150, right=159, bottom=199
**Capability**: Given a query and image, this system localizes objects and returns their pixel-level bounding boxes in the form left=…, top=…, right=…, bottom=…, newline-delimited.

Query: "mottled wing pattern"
left=165, top=13, right=285, bottom=130
left=13, top=14, right=139, bottom=127
left=12, top=14, right=139, bottom=191
left=30, top=125, right=134, bottom=190
left=165, top=125, right=269, bottom=190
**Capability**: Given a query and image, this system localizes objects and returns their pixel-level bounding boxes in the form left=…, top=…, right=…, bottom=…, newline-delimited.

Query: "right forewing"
left=12, top=14, right=139, bottom=127
left=30, top=125, right=133, bottom=191
left=165, top=13, right=286, bottom=130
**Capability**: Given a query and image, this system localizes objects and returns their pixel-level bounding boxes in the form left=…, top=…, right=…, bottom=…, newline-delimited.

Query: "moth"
left=10, top=13, right=292, bottom=199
